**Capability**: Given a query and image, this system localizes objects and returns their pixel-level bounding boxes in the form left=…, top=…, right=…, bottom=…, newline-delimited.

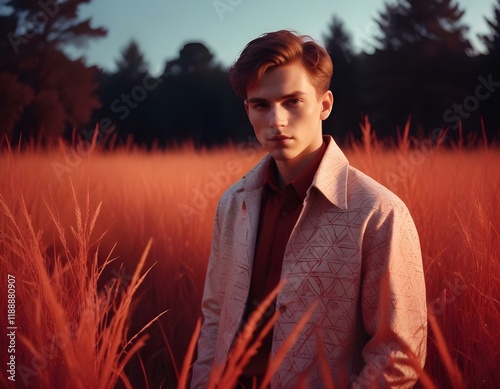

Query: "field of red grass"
left=1, top=128, right=499, bottom=388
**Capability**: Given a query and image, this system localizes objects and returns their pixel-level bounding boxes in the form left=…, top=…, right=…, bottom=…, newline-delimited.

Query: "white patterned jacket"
left=191, top=135, right=427, bottom=389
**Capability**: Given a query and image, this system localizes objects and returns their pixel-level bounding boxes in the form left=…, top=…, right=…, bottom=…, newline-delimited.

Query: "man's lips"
left=269, top=135, right=292, bottom=141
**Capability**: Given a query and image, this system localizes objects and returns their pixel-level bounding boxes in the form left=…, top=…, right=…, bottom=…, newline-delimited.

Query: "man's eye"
left=287, top=99, right=303, bottom=105
left=253, top=103, right=268, bottom=109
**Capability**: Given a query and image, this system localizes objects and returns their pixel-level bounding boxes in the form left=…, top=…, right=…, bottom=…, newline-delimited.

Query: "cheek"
left=247, top=111, right=260, bottom=124
left=301, top=106, right=321, bottom=123
left=290, top=109, right=311, bottom=124
left=247, top=114, right=265, bottom=135
left=246, top=114, right=257, bottom=130
left=249, top=114, right=268, bottom=133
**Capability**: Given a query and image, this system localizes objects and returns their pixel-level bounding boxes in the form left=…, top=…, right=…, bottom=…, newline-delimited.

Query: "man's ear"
left=244, top=99, right=249, bottom=115
left=320, top=90, right=334, bottom=120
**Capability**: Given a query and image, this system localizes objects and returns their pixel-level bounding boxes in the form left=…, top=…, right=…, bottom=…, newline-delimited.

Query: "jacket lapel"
left=240, top=154, right=270, bottom=272
left=229, top=155, right=269, bottom=317
left=243, top=187, right=263, bottom=273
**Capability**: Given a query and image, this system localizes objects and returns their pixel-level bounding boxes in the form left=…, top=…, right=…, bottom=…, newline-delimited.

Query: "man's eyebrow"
left=246, top=91, right=307, bottom=103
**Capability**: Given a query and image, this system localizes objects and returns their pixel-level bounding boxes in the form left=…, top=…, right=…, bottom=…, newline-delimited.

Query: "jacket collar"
left=241, top=135, right=349, bottom=210
left=311, top=135, right=349, bottom=210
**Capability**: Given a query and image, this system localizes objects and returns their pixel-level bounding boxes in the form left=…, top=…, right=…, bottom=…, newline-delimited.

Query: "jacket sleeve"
left=352, top=201, right=427, bottom=389
left=191, top=201, right=227, bottom=389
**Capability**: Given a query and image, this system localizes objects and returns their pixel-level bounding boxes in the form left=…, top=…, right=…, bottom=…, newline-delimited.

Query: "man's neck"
left=274, top=142, right=324, bottom=189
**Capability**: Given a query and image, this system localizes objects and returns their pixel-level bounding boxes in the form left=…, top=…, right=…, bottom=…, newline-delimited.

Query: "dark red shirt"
left=240, top=141, right=327, bottom=381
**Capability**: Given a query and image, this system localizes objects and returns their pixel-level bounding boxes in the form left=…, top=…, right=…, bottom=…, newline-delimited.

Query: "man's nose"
left=268, top=106, right=287, bottom=129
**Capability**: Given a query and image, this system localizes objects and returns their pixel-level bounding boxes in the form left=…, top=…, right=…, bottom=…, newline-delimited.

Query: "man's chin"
left=269, top=148, right=298, bottom=161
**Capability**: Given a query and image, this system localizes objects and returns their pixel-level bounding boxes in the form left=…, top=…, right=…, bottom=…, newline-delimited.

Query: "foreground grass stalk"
left=0, top=184, right=161, bottom=388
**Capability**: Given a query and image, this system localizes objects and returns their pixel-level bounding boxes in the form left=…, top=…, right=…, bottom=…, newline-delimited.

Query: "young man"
left=191, top=30, right=427, bottom=389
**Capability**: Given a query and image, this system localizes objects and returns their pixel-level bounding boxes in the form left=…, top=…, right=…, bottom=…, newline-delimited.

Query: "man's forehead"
left=246, top=62, right=315, bottom=99
left=246, top=91, right=307, bottom=103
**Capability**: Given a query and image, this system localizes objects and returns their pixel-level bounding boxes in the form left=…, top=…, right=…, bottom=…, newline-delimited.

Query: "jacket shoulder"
left=347, top=166, right=409, bottom=215
left=216, top=155, right=268, bottom=209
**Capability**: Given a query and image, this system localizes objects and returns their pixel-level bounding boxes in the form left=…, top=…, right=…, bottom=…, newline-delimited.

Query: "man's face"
left=244, top=61, right=333, bottom=163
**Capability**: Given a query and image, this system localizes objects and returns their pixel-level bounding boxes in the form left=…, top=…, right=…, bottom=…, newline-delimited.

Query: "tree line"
left=1, top=0, right=499, bottom=148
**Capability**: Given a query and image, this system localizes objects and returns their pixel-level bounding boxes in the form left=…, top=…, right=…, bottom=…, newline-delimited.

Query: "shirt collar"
left=240, top=135, right=349, bottom=210
left=263, top=140, right=327, bottom=202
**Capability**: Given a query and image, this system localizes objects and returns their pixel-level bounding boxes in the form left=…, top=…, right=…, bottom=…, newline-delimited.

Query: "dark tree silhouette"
left=477, top=0, right=500, bottom=139
left=4, top=0, right=106, bottom=52
left=323, top=16, right=354, bottom=61
left=91, top=39, right=162, bottom=147
left=480, top=0, right=500, bottom=56
left=322, top=15, right=362, bottom=141
left=0, top=72, right=34, bottom=138
left=115, top=39, right=149, bottom=79
left=374, top=0, right=471, bottom=56
left=164, top=42, right=219, bottom=75
left=359, top=0, right=475, bottom=138
left=0, top=0, right=106, bottom=144
left=91, top=41, right=249, bottom=149
left=157, top=42, right=248, bottom=147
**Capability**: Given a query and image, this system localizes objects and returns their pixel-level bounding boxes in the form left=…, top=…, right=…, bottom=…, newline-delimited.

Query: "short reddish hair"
left=228, top=30, right=333, bottom=99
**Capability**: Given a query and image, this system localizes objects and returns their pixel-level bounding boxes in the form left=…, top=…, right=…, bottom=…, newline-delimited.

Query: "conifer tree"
left=323, top=16, right=354, bottom=63
left=115, top=39, right=149, bottom=79
left=361, top=0, right=475, bottom=137
left=479, top=0, right=500, bottom=56
left=322, top=15, right=362, bottom=137
left=374, top=0, right=471, bottom=56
